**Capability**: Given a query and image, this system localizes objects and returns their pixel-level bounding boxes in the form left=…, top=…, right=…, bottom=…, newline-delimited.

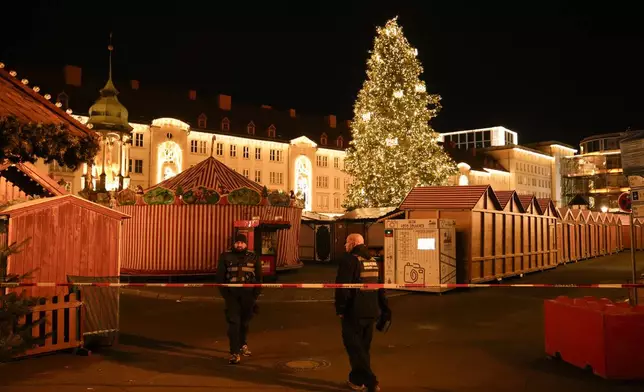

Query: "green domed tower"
left=87, top=37, right=133, bottom=191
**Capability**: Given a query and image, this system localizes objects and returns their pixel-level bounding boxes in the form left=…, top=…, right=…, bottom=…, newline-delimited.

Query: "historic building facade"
left=32, top=61, right=350, bottom=216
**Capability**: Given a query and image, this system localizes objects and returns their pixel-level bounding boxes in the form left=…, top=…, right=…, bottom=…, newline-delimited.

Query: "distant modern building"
left=560, top=131, right=629, bottom=212
left=440, top=127, right=576, bottom=206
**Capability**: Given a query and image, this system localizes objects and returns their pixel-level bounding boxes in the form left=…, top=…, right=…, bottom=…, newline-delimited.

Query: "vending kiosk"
left=233, top=219, right=292, bottom=279
left=383, top=219, right=457, bottom=293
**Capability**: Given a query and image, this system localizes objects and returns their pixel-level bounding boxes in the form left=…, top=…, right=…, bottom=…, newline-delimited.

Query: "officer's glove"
left=252, top=303, right=260, bottom=315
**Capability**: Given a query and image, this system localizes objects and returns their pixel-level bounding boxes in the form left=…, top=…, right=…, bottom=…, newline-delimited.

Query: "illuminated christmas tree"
left=343, top=17, right=456, bottom=209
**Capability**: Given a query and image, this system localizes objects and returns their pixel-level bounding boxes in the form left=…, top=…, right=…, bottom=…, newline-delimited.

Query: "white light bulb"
left=33, top=86, right=40, bottom=92
left=55, top=102, right=62, bottom=107
left=362, top=112, right=371, bottom=121
left=9, top=71, right=17, bottom=77
left=21, top=79, right=29, bottom=85
left=44, top=94, right=51, bottom=100
left=393, top=90, right=403, bottom=98
left=415, top=84, right=426, bottom=93
left=66, top=108, right=73, bottom=114
left=0, top=63, right=4, bottom=68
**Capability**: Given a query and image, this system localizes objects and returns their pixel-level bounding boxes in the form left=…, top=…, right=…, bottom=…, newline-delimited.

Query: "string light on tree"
left=342, top=17, right=456, bottom=209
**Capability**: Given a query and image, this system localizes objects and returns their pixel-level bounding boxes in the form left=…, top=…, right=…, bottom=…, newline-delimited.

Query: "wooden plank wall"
left=7, top=202, right=121, bottom=298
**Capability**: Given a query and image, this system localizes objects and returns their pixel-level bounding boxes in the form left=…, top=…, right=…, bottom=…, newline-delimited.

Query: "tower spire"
left=100, top=32, right=118, bottom=96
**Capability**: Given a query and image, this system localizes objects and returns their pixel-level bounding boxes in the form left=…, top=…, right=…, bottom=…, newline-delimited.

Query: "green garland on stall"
left=0, top=115, right=100, bottom=170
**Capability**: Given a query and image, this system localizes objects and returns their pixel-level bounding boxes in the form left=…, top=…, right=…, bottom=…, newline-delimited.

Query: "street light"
left=601, top=206, right=608, bottom=213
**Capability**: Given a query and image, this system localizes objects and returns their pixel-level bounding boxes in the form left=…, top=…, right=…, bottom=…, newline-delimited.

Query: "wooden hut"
left=116, top=156, right=302, bottom=275
left=537, top=198, right=563, bottom=264
left=1, top=195, right=130, bottom=347
left=581, top=210, right=600, bottom=258
left=557, top=207, right=576, bottom=263
left=300, top=211, right=335, bottom=262
left=398, top=185, right=559, bottom=283
left=334, top=207, right=401, bottom=259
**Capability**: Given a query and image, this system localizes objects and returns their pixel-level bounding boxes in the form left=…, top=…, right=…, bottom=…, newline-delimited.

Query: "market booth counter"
left=234, top=219, right=292, bottom=280
left=399, top=185, right=560, bottom=284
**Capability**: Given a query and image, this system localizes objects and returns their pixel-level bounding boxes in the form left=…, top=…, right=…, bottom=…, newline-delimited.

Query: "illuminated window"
left=334, top=177, right=340, bottom=189
left=216, top=143, right=224, bottom=156
left=334, top=157, right=340, bottom=168
left=243, top=169, right=250, bottom=178
left=230, top=145, right=237, bottom=157
left=336, top=136, right=344, bottom=148
left=221, top=118, right=230, bottom=131
left=243, top=146, right=250, bottom=159
left=247, top=122, right=255, bottom=135
left=134, top=133, right=144, bottom=147
left=199, top=140, right=207, bottom=154
left=268, top=125, right=276, bottom=138
left=134, top=159, right=143, bottom=174
left=255, top=170, right=261, bottom=183
left=320, top=133, right=328, bottom=146
left=255, top=147, right=261, bottom=160
left=316, top=156, right=328, bottom=167
left=270, top=149, right=282, bottom=162
left=316, top=176, right=329, bottom=188
left=190, top=140, right=198, bottom=153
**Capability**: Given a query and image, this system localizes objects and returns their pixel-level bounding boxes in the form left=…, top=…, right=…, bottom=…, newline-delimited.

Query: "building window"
left=334, top=197, right=340, bottom=209
left=243, top=169, right=250, bottom=178
left=199, top=141, right=207, bottom=154
left=270, top=172, right=283, bottom=185
left=317, top=195, right=329, bottom=209
left=334, top=157, right=340, bottom=169
left=134, top=159, right=143, bottom=174
left=247, top=122, right=256, bottom=135
left=221, top=118, right=230, bottom=131
left=316, top=156, right=328, bottom=167
left=336, top=136, right=344, bottom=148
left=270, top=149, right=282, bottom=162
left=320, top=133, right=328, bottom=146
left=255, top=147, right=261, bottom=160
left=255, top=170, right=261, bottom=183
left=134, top=133, right=144, bottom=147
left=344, top=178, right=349, bottom=189
left=243, top=146, right=250, bottom=159
left=334, top=177, right=340, bottom=189
left=190, top=140, right=198, bottom=153
left=197, top=113, right=207, bottom=128
left=268, top=125, right=276, bottom=138
left=317, top=176, right=329, bottom=188
left=216, top=143, right=224, bottom=156
left=230, top=145, right=237, bottom=157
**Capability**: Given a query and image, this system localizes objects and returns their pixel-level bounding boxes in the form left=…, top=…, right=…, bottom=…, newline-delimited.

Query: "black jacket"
left=216, top=249, right=263, bottom=299
left=334, top=244, right=389, bottom=318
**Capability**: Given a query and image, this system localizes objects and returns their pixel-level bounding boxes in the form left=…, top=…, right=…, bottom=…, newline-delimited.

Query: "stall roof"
left=0, top=194, right=130, bottom=220
left=518, top=195, right=543, bottom=214
left=400, top=185, right=500, bottom=211
left=0, top=65, right=94, bottom=139
left=0, top=161, right=68, bottom=197
left=301, top=210, right=336, bottom=222
left=149, top=156, right=263, bottom=193
left=337, top=207, right=398, bottom=221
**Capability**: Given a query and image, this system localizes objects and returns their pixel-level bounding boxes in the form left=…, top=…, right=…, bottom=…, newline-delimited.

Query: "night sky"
left=2, top=1, right=643, bottom=146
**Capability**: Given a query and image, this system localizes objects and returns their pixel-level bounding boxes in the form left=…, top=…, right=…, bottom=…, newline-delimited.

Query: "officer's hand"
left=252, top=303, right=260, bottom=315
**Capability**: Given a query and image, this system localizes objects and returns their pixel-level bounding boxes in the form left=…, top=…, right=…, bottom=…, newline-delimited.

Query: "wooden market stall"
left=557, top=208, right=576, bottom=263
left=300, top=211, right=336, bottom=262
left=537, top=198, right=563, bottom=264
left=398, top=185, right=559, bottom=284
left=334, top=207, right=401, bottom=259
left=2, top=195, right=130, bottom=348
left=117, top=156, right=302, bottom=275
left=581, top=210, right=599, bottom=258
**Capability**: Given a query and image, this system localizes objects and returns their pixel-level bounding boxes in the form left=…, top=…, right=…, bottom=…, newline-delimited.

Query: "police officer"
left=335, top=233, right=390, bottom=392
left=216, top=233, right=263, bottom=364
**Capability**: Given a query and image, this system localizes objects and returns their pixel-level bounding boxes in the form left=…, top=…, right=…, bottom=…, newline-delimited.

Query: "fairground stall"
left=116, top=156, right=302, bottom=276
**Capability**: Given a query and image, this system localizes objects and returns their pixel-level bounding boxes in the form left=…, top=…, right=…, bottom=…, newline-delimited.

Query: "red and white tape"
left=1, top=282, right=644, bottom=289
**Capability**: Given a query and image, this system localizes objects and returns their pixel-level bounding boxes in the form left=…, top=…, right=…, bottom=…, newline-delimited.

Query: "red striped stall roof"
left=399, top=185, right=499, bottom=210
left=149, top=156, right=263, bottom=193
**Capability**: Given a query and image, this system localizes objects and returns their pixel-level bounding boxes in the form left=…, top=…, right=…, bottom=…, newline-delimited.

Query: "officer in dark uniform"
left=335, top=233, right=390, bottom=392
left=216, top=233, right=263, bottom=364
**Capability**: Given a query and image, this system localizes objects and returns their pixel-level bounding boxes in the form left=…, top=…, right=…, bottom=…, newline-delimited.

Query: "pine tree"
left=343, top=17, right=457, bottom=209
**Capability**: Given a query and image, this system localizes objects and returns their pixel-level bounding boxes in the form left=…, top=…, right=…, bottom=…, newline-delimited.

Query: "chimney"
left=189, top=90, right=197, bottom=100
left=327, top=114, right=337, bottom=128
left=289, top=108, right=296, bottom=118
left=219, top=94, right=231, bottom=111
left=131, top=80, right=140, bottom=90
left=63, top=65, right=82, bottom=87
left=261, top=104, right=272, bottom=109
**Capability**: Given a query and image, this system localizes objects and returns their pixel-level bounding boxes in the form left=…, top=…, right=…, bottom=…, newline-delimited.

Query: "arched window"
left=247, top=122, right=256, bottom=135
left=221, top=117, right=230, bottom=131
left=197, top=113, right=207, bottom=128
left=320, top=133, right=328, bottom=146
left=268, top=124, right=276, bottom=138
left=336, top=136, right=344, bottom=148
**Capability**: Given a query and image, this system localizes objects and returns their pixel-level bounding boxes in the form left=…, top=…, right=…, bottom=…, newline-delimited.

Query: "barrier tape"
left=1, top=282, right=644, bottom=289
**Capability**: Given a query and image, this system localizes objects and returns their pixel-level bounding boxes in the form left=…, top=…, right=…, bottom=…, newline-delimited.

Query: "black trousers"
left=341, top=316, right=377, bottom=389
left=224, top=292, right=255, bottom=354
